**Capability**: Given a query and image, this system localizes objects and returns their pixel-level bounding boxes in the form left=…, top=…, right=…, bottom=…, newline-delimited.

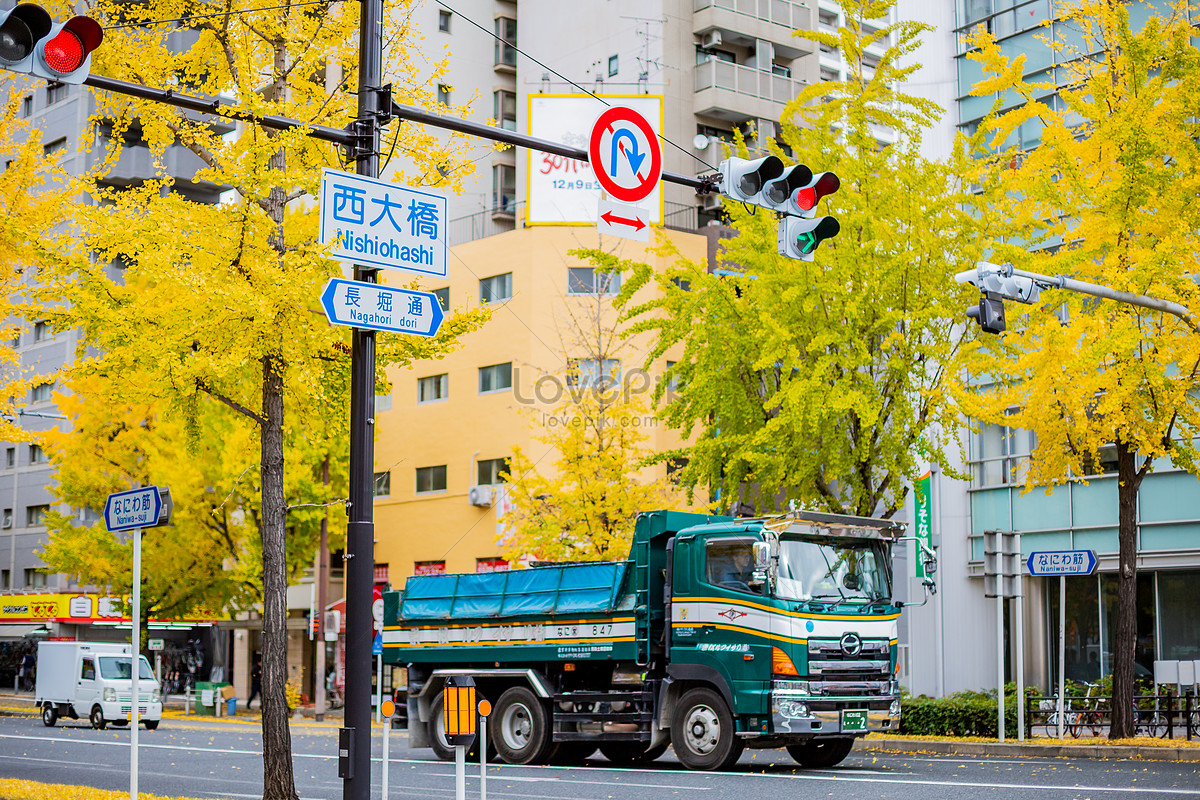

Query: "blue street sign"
left=372, top=631, right=383, bottom=657
left=104, top=486, right=162, bottom=533
left=1026, top=549, right=1097, bottom=577
left=319, top=168, right=448, bottom=278
left=320, top=278, right=444, bottom=338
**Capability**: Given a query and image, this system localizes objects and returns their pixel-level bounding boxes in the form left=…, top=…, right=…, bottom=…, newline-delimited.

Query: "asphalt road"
left=0, top=714, right=1197, bottom=800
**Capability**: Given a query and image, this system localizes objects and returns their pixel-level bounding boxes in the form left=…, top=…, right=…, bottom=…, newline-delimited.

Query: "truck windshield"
left=775, top=536, right=891, bottom=603
left=98, top=656, right=155, bottom=681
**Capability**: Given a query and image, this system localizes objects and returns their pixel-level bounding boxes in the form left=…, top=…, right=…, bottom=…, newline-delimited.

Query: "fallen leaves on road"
left=0, top=778, right=210, bottom=800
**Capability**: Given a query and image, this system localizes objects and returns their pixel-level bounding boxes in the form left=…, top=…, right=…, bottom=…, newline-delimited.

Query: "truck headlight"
left=889, top=699, right=902, bottom=717
left=104, top=688, right=116, bottom=702
left=151, top=687, right=161, bottom=701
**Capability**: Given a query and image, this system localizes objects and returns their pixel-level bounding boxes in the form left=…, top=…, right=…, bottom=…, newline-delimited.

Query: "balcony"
left=694, top=59, right=806, bottom=121
left=694, top=0, right=815, bottom=59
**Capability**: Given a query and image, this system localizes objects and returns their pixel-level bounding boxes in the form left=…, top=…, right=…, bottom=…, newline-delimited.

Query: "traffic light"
left=308, top=612, right=319, bottom=640
left=778, top=215, right=841, bottom=261
left=719, top=156, right=785, bottom=206
left=718, top=156, right=841, bottom=261
left=966, top=295, right=1007, bottom=334
left=0, top=4, right=104, bottom=85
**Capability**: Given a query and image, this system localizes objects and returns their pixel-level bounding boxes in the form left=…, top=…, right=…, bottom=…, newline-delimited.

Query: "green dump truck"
left=383, top=509, right=935, bottom=771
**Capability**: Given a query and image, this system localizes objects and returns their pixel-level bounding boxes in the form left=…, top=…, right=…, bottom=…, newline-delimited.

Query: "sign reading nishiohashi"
left=319, top=168, right=448, bottom=278
left=527, top=95, right=664, bottom=225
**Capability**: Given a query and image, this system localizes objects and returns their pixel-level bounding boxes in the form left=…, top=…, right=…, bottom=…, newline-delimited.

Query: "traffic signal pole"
left=343, top=0, right=383, bottom=794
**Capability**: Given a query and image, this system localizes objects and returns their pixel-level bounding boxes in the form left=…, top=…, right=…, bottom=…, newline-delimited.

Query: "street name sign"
left=319, top=168, right=448, bottom=278
left=589, top=106, right=662, bottom=204
left=321, top=278, right=444, bottom=338
left=104, top=486, right=162, bottom=533
left=597, top=198, right=649, bottom=243
left=1026, top=549, right=1097, bottom=577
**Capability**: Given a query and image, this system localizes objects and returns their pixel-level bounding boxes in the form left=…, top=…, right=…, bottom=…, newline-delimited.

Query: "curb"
left=857, top=736, right=1200, bottom=762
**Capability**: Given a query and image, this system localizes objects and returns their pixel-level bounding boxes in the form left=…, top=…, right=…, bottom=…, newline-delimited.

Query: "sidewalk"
left=858, top=734, right=1200, bottom=762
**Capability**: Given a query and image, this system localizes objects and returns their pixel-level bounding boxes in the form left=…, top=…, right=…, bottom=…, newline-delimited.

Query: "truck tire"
left=144, top=720, right=159, bottom=731
left=671, top=687, right=743, bottom=771
left=41, top=704, right=57, bottom=727
left=492, top=686, right=552, bottom=765
left=786, top=737, right=854, bottom=768
left=599, top=741, right=668, bottom=764
left=90, top=705, right=107, bottom=730
left=428, top=691, right=488, bottom=761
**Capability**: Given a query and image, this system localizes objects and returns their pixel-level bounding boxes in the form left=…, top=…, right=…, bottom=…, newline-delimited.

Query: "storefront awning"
left=0, top=623, right=51, bottom=640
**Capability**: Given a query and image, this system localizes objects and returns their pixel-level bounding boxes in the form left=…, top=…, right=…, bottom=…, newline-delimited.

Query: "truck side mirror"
left=753, top=542, right=769, bottom=570
left=922, top=551, right=938, bottom=576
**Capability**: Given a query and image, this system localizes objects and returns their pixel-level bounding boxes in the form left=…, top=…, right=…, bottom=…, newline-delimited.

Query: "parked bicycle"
left=1069, top=682, right=1104, bottom=738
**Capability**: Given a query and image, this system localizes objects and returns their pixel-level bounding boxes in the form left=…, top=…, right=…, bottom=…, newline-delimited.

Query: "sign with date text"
left=527, top=94, right=663, bottom=225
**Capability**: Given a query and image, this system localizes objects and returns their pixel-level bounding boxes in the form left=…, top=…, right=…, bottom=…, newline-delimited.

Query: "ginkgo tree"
left=500, top=249, right=687, bottom=563
left=956, top=0, right=1200, bottom=739
left=25, top=0, right=488, bottom=797
left=618, top=0, right=991, bottom=518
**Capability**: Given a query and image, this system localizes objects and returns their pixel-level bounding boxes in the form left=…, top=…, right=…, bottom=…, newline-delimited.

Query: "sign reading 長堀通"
left=319, top=168, right=447, bottom=279
left=320, top=279, right=444, bottom=338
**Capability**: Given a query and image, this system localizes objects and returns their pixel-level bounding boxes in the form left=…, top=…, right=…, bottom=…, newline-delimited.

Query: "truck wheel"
left=492, top=686, right=551, bottom=765
left=41, top=704, right=57, bottom=727
left=427, top=692, right=488, bottom=761
left=599, top=741, right=668, bottom=764
left=144, top=721, right=159, bottom=731
left=786, top=737, right=854, bottom=768
left=671, top=688, right=743, bottom=771
left=90, top=706, right=107, bottom=730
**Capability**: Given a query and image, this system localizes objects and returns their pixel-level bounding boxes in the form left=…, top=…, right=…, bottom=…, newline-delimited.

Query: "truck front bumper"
left=771, top=681, right=900, bottom=735
left=101, top=701, right=163, bottom=722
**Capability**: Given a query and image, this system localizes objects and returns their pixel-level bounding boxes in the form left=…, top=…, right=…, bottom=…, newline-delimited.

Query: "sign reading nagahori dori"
left=0, top=592, right=219, bottom=624
left=320, top=278, right=444, bottom=338
left=318, top=168, right=448, bottom=278
left=527, top=95, right=664, bottom=225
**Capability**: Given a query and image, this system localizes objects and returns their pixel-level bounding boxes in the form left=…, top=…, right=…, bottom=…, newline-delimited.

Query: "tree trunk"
left=1109, top=438, right=1140, bottom=740
left=259, top=352, right=297, bottom=800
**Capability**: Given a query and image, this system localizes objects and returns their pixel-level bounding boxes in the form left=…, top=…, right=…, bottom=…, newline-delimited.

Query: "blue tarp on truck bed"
left=399, top=561, right=630, bottom=620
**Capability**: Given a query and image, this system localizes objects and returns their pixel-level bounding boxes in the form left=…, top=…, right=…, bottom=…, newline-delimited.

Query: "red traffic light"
left=790, top=172, right=841, bottom=215
left=0, top=5, right=102, bottom=84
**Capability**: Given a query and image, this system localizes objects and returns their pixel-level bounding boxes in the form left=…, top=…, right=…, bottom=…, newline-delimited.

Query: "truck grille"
left=807, top=638, right=891, bottom=682
left=120, top=705, right=150, bottom=715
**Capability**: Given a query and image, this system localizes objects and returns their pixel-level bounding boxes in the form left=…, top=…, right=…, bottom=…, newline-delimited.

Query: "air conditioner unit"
left=701, top=194, right=723, bottom=211
left=1, top=518, right=9, bottom=530
left=468, top=485, right=495, bottom=507
left=700, top=30, right=722, bottom=49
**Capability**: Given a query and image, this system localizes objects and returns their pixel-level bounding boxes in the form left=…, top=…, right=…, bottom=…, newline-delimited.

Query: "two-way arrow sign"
left=320, top=278, right=444, bottom=338
left=597, top=198, right=649, bottom=243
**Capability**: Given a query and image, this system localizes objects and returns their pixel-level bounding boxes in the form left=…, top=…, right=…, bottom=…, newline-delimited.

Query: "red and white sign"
left=589, top=106, right=662, bottom=204
left=597, top=198, right=649, bottom=243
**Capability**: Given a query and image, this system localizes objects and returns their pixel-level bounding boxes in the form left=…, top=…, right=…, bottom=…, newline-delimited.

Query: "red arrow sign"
left=600, top=210, right=646, bottom=231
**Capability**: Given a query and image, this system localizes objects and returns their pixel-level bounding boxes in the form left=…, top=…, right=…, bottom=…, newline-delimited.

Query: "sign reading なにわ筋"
left=319, top=168, right=447, bottom=278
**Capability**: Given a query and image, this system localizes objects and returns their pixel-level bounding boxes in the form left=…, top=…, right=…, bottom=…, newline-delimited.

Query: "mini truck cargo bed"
left=384, top=559, right=638, bottom=663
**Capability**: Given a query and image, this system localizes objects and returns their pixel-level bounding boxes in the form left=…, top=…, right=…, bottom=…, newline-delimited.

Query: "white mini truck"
left=35, top=641, right=163, bottom=730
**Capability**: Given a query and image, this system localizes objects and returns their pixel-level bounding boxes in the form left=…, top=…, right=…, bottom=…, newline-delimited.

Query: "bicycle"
left=1133, top=700, right=1167, bottom=739
left=1070, top=682, right=1104, bottom=738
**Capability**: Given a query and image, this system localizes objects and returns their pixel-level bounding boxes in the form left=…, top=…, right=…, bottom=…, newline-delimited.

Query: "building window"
left=417, top=373, right=448, bottom=403
left=494, top=17, right=517, bottom=67
left=665, top=360, right=679, bottom=392
left=608, top=54, right=618, bottom=77
left=32, top=321, right=50, bottom=342
left=569, top=358, right=620, bottom=388
left=414, top=560, right=446, bottom=576
left=667, top=457, right=688, bottom=483
left=30, top=381, right=53, bottom=403
left=671, top=276, right=691, bottom=292
left=415, top=465, right=447, bottom=494
left=45, top=82, right=68, bottom=105
left=970, top=414, right=1035, bottom=487
left=494, top=90, right=517, bottom=131
left=477, top=457, right=510, bottom=486
left=436, top=84, right=451, bottom=105
left=772, top=62, right=791, bottom=78
left=567, top=267, right=621, bottom=296
left=20, top=95, right=32, bottom=117
left=28, top=445, right=47, bottom=464
left=0, top=569, right=7, bottom=589
left=373, top=563, right=390, bottom=583
left=438, top=9, right=451, bottom=31
left=2, top=508, right=10, bottom=529
left=24, top=568, right=47, bottom=588
left=478, top=362, right=512, bottom=394
left=26, top=504, right=49, bottom=526
left=476, top=557, right=509, bottom=573
left=43, top=137, right=67, bottom=157
left=479, top=272, right=512, bottom=303
left=373, top=470, right=391, bottom=497
left=5, top=448, right=14, bottom=468
left=492, top=164, right=516, bottom=213
left=432, top=287, right=449, bottom=310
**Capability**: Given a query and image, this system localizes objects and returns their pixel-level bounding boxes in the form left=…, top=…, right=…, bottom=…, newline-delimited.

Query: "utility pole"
left=343, top=0, right=383, bottom=792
